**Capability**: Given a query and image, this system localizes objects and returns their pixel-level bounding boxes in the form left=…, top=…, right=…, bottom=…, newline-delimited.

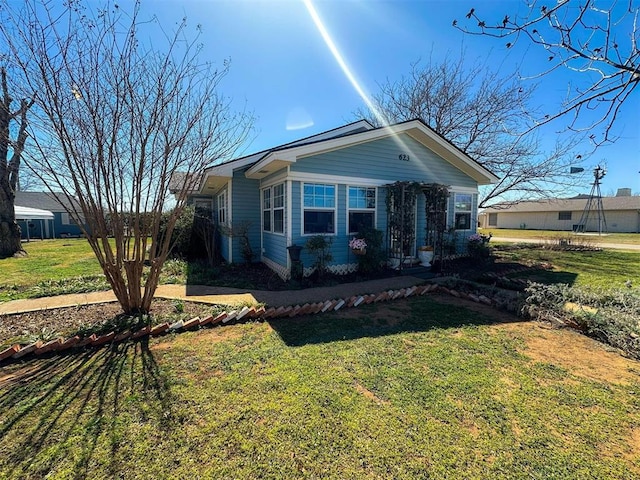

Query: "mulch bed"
left=0, top=300, right=216, bottom=347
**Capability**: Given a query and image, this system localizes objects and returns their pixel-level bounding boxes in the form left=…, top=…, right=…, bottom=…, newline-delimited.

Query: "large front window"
left=262, top=183, right=285, bottom=234
left=454, top=193, right=472, bottom=230
left=348, top=186, right=376, bottom=233
left=303, top=183, right=335, bottom=234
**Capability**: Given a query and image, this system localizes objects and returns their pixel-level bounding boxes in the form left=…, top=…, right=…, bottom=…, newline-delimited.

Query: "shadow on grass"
left=511, top=269, right=578, bottom=286
left=270, top=295, right=521, bottom=347
left=0, top=340, right=172, bottom=479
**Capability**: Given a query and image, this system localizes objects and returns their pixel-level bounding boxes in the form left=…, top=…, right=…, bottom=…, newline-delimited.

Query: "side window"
left=217, top=191, right=227, bottom=225
left=262, top=183, right=285, bottom=234
left=273, top=183, right=285, bottom=234
left=262, top=188, right=271, bottom=232
left=454, top=193, right=472, bottom=230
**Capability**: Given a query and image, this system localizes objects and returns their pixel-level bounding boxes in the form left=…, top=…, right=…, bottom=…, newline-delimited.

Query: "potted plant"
left=349, top=237, right=367, bottom=255
left=417, top=245, right=434, bottom=267
left=287, top=244, right=303, bottom=262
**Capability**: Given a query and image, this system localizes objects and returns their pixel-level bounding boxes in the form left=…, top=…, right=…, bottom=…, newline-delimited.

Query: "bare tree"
left=0, top=1, right=251, bottom=314
left=0, top=66, right=33, bottom=258
left=455, top=0, right=639, bottom=145
left=356, top=55, right=585, bottom=207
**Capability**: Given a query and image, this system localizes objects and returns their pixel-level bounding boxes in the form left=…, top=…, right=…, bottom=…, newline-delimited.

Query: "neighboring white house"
left=480, top=189, right=640, bottom=233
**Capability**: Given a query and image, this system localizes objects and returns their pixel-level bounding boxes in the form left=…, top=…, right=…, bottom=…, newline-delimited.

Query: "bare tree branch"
left=355, top=54, right=587, bottom=208
left=455, top=0, right=639, bottom=145
left=0, top=0, right=252, bottom=313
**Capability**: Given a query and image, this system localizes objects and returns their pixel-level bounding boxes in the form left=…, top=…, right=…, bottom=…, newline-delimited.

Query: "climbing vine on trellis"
left=385, top=181, right=423, bottom=261
left=422, top=183, right=449, bottom=269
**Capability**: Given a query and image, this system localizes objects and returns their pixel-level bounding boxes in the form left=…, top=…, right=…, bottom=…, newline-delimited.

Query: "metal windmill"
left=574, top=166, right=607, bottom=234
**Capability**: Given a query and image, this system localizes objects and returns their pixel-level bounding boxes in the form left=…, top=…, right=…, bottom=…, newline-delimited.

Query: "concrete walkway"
left=491, top=236, right=640, bottom=251
left=0, top=276, right=425, bottom=316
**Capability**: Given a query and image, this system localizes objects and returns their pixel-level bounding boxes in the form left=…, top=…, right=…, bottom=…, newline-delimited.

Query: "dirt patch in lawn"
left=428, top=293, right=640, bottom=386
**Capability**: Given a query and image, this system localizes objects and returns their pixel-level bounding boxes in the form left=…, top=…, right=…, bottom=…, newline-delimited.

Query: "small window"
left=454, top=193, right=473, bottom=230
left=217, top=191, right=227, bottom=225
left=303, top=183, right=335, bottom=235
left=62, top=212, right=82, bottom=225
left=262, top=183, right=285, bottom=234
left=488, top=213, right=498, bottom=227
left=455, top=212, right=471, bottom=230
left=558, top=211, right=572, bottom=220
left=304, top=210, right=335, bottom=234
left=348, top=186, right=376, bottom=233
left=262, top=188, right=271, bottom=232
left=273, top=183, right=285, bottom=234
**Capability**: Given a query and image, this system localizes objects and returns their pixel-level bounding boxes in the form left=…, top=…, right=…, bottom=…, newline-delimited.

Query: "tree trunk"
left=0, top=184, right=22, bottom=258
left=0, top=67, right=30, bottom=258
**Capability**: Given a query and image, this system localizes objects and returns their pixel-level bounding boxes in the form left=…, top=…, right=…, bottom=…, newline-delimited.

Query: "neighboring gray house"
left=186, top=119, right=498, bottom=279
left=480, top=190, right=640, bottom=233
left=14, top=191, right=84, bottom=239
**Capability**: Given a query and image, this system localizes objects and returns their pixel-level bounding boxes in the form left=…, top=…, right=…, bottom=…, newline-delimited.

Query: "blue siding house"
left=15, top=191, right=84, bottom=239
left=191, top=119, right=498, bottom=279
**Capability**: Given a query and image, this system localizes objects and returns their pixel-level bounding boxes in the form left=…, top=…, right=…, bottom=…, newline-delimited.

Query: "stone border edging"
left=0, top=282, right=505, bottom=365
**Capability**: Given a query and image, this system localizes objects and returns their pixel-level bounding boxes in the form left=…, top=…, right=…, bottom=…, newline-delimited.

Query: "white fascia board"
left=259, top=170, right=289, bottom=189
left=286, top=173, right=479, bottom=195
left=287, top=172, right=393, bottom=187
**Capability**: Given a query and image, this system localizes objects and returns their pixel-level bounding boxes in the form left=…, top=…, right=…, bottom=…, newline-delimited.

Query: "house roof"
left=198, top=118, right=498, bottom=194
left=198, top=119, right=375, bottom=194
left=15, top=191, right=76, bottom=212
left=15, top=205, right=55, bottom=220
left=483, top=195, right=640, bottom=213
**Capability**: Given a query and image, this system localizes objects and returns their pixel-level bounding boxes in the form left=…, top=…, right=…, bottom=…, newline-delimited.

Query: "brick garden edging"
left=0, top=282, right=506, bottom=365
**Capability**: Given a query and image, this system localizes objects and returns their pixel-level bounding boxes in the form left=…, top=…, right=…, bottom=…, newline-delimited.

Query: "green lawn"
left=1, top=295, right=638, bottom=479
left=495, top=247, right=640, bottom=289
left=2, top=239, right=103, bottom=285
left=2, top=238, right=639, bottom=301
left=480, top=228, right=640, bottom=245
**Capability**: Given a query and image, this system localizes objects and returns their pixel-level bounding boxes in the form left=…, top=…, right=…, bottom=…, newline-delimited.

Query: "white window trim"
left=453, top=192, right=473, bottom=231
left=261, top=183, right=286, bottom=236
left=301, top=182, right=337, bottom=236
left=273, top=183, right=285, bottom=235
left=347, top=185, right=377, bottom=234
left=262, top=187, right=272, bottom=233
left=217, top=190, right=228, bottom=226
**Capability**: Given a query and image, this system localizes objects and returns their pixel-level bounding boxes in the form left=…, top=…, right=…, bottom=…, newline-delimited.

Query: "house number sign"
left=398, top=154, right=410, bottom=161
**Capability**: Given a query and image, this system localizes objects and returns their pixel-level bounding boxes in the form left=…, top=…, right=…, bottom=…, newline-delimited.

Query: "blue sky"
left=144, top=0, right=639, bottom=195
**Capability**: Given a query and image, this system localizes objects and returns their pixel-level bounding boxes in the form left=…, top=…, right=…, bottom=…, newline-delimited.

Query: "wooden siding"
left=263, top=232, right=288, bottom=266
left=230, top=170, right=261, bottom=262
left=290, top=133, right=476, bottom=187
